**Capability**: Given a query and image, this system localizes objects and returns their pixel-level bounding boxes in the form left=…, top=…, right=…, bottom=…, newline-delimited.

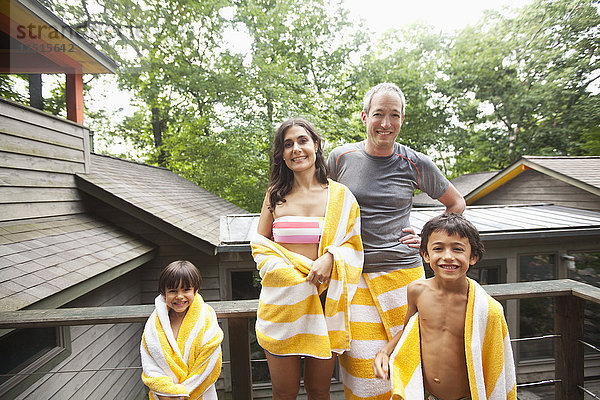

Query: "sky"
left=343, top=0, right=534, bottom=34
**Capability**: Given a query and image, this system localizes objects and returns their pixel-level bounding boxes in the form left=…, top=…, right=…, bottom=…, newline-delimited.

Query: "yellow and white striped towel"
left=141, top=293, right=223, bottom=400
left=389, top=278, right=517, bottom=400
left=339, top=266, right=425, bottom=400
left=251, top=180, right=363, bottom=358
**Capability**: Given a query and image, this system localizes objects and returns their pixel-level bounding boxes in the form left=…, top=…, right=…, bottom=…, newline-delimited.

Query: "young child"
left=141, top=260, right=223, bottom=400
left=373, top=213, right=516, bottom=400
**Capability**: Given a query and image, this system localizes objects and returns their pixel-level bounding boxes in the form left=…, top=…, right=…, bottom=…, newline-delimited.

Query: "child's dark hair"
left=419, top=213, right=485, bottom=262
left=158, top=260, right=202, bottom=295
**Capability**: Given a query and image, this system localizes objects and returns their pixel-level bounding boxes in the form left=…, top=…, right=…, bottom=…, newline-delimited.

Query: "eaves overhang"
left=0, top=0, right=118, bottom=74
left=75, top=175, right=217, bottom=256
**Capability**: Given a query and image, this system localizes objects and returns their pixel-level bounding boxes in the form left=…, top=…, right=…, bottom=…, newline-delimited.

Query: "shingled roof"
left=521, top=156, right=600, bottom=190
left=76, top=154, right=248, bottom=254
left=0, top=214, right=155, bottom=312
left=467, top=156, right=600, bottom=204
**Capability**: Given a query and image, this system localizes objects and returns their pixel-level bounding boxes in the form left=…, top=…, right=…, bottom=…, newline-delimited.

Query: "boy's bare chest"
left=418, top=296, right=467, bottom=336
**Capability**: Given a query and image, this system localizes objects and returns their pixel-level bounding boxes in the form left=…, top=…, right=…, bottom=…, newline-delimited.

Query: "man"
left=327, top=82, right=465, bottom=399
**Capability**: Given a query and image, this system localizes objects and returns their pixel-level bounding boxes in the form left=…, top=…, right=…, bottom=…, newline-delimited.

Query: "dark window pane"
left=519, top=254, right=556, bottom=361
left=0, top=327, right=57, bottom=383
left=231, top=270, right=260, bottom=300
left=568, top=252, right=600, bottom=354
left=230, top=271, right=267, bottom=383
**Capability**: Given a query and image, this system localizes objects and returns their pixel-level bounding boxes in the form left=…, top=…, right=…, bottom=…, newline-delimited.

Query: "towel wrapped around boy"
left=141, top=293, right=223, bottom=400
left=389, top=278, right=517, bottom=400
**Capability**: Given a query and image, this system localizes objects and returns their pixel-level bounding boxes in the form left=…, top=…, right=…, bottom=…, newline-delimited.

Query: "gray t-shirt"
left=327, top=141, right=449, bottom=272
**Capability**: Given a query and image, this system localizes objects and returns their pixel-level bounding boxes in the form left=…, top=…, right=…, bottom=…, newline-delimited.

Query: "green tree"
left=40, top=0, right=362, bottom=211
left=443, top=0, right=600, bottom=174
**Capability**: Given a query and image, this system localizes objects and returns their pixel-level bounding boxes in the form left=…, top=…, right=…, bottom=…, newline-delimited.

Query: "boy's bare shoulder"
left=407, top=278, right=434, bottom=296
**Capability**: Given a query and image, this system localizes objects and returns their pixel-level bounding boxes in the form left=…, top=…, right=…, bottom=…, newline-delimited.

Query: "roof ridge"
left=524, top=155, right=600, bottom=160
left=91, top=152, right=170, bottom=171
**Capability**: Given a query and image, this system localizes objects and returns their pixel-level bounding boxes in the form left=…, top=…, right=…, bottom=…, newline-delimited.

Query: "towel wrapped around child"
left=251, top=179, right=363, bottom=358
left=389, top=278, right=517, bottom=400
left=141, top=293, right=223, bottom=400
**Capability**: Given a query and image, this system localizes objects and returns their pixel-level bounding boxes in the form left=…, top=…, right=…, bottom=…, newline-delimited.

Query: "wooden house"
left=465, top=156, right=600, bottom=211
left=2, top=1, right=254, bottom=397
left=1, top=0, right=118, bottom=124
left=0, top=97, right=248, bottom=399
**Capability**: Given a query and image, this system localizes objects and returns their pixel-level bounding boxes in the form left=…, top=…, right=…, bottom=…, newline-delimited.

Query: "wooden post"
left=66, top=72, right=84, bottom=124
left=228, top=317, right=253, bottom=400
left=554, top=295, right=585, bottom=400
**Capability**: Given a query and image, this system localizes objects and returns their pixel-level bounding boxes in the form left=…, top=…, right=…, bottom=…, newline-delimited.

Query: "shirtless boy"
left=373, top=213, right=485, bottom=400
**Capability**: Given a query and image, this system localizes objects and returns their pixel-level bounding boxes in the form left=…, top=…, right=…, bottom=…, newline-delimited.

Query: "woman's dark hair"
left=158, top=260, right=202, bottom=295
left=268, top=118, right=328, bottom=211
left=419, top=213, right=485, bottom=262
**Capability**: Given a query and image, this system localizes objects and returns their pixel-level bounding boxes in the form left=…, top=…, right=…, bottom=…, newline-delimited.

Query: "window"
left=467, top=259, right=506, bottom=284
left=519, top=254, right=556, bottom=361
left=229, top=270, right=269, bottom=384
left=568, top=251, right=600, bottom=356
left=0, top=326, right=70, bottom=397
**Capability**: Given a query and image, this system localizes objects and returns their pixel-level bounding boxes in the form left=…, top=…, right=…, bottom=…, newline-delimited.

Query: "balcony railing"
left=1, top=279, right=600, bottom=399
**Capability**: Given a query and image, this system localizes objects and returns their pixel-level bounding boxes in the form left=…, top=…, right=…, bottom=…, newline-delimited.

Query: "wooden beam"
left=2, top=281, right=600, bottom=329
left=66, top=73, right=84, bottom=124
left=554, top=295, right=585, bottom=400
left=228, top=317, right=253, bottom=400
left=0, top=299, right=259, bottom=329
left=0, top=52, right=66, bottom=73
left=0, top=9, right=82, bottom=73
left=482, top=279, right=576, bottom=300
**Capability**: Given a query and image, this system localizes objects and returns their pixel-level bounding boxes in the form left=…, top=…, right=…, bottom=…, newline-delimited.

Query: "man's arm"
left=437, top=183, right=466, bottom=214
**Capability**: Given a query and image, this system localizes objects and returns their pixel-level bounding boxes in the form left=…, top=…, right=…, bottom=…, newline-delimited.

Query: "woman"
left=251, top=118, right=363, bottom=399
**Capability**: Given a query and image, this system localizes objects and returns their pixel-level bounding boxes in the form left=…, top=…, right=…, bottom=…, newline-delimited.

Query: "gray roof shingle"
left=0, top=214, right=155, bottom=311
left=77, top=154, right=248, bottom=247
left=523, top=156, right=600, bottom=190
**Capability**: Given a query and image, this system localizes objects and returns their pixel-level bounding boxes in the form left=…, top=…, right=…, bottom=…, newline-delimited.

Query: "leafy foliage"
left=4, top=0, right=599, bottom=209
left=442, top=0, right=600, bottom=173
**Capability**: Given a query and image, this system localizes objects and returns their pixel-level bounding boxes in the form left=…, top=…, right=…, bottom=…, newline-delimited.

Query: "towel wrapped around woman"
left=141, top=293, right=223, bottom=400
left=251, top=179, right=363, bottom=358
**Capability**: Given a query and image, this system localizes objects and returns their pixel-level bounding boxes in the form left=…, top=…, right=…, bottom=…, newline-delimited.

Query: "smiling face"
left=282, top=125, right=318, bottom=173
left=422, top=230, right=478, bottom=281
left=361, top=91, right=404, bottom=156
left=165, top=282, right=196, bottom=315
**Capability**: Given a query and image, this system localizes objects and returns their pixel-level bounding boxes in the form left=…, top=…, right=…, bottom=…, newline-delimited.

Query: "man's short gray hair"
left=362, top=83, right=406, bottom=116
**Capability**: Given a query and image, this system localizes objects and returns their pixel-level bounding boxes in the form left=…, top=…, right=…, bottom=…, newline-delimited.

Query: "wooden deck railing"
left=1, top=279, right=600, bottom=399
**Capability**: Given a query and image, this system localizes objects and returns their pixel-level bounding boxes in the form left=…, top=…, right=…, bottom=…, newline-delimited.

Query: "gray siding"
left=474, top=169, right=600, bottom=211
left=0, top=99, right=90, bottom=222
left=15, top=270, right=146, bottom=400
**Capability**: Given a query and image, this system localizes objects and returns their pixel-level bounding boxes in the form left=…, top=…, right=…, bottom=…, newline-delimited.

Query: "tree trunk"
left=151, top=107, right=168, bottom=167
left=28, top=74, right=43, bottom=110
